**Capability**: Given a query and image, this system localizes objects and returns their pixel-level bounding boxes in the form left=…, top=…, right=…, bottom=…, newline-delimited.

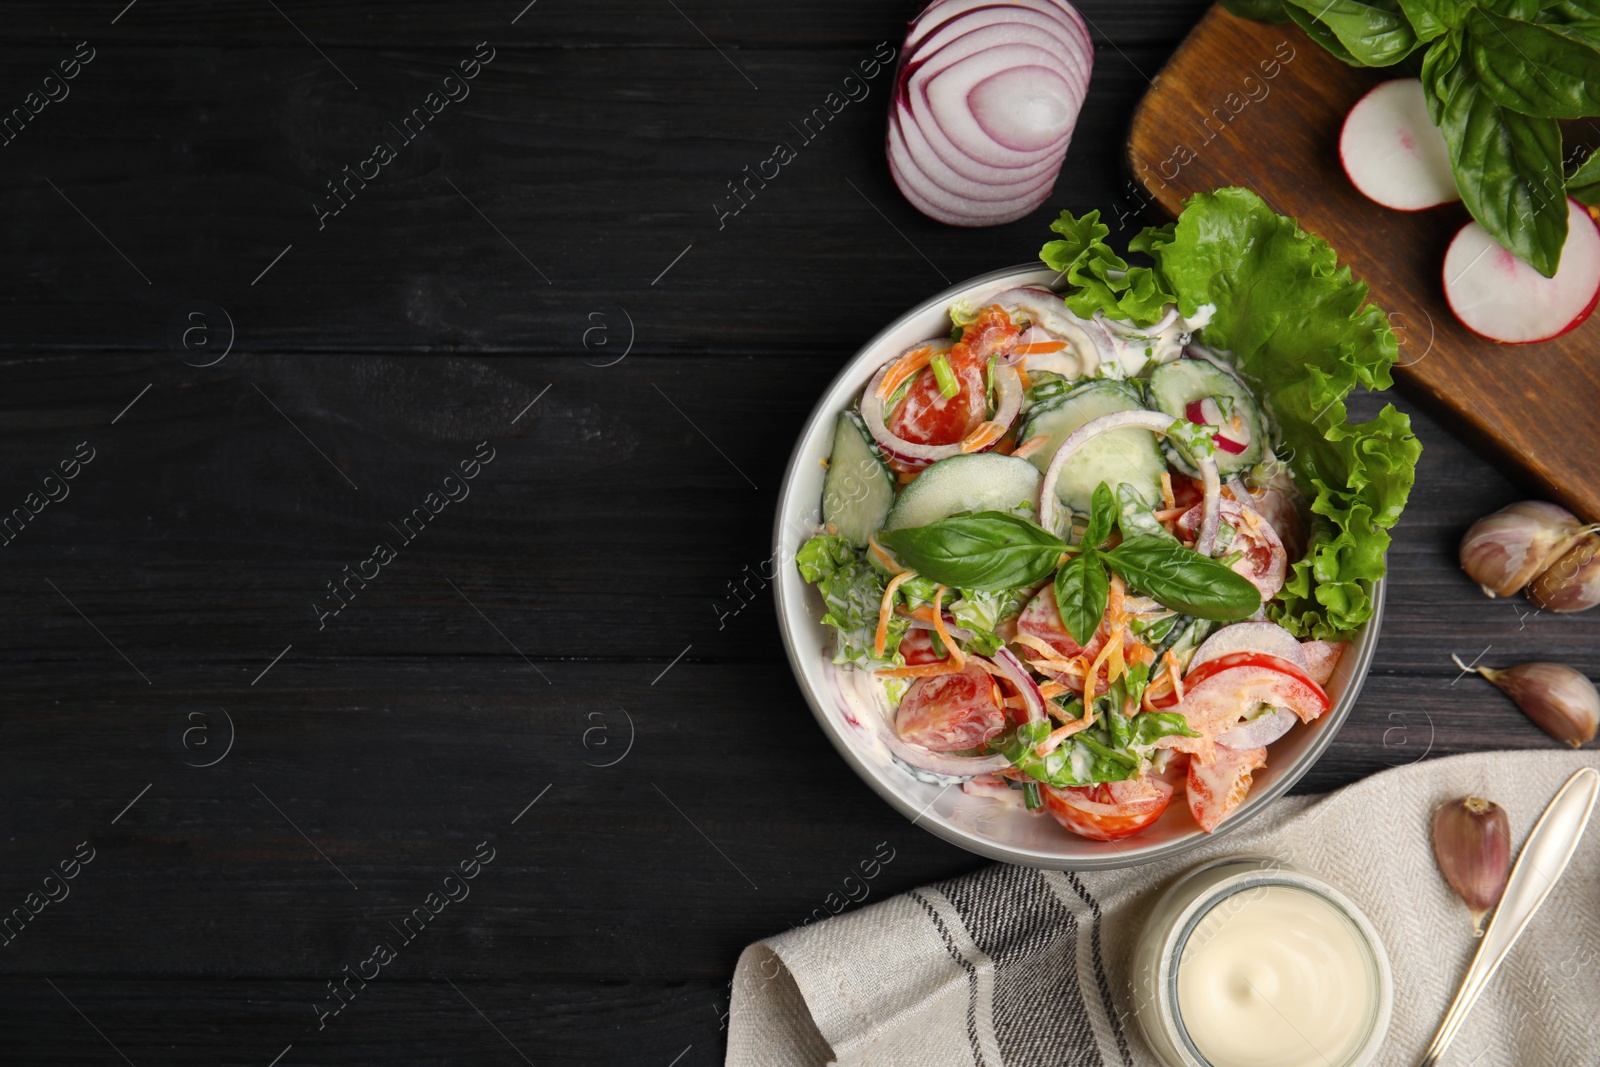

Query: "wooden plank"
left=1127, top=4, right=1600, bottom=521
left=0, top=41, right=1172, bottom=353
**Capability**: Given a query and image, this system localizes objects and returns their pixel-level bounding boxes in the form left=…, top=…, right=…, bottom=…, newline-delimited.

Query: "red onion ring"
left=990, top=646, right=1047, bottom=725
left=1036, top=409, right=1221, bottom=555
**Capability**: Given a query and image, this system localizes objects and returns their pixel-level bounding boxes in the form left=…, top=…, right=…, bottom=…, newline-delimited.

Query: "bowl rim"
left=772, top=262, right=1385, bottom=870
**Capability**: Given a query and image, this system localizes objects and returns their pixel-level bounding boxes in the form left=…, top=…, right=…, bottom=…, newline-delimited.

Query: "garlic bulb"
left=1454, top=655, right=1600, bottom=748
left=1527, top=532, right=1600, bottom=614
left=1432, top=795, right=1511, bottom=937
left=1459, top=501, right=1590, bottom=598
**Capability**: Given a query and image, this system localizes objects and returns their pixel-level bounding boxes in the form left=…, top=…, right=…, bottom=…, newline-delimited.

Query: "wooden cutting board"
left=1128, top=5, right=1600, bottom=522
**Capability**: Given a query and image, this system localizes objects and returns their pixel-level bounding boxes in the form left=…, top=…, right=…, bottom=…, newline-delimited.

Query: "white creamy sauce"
left=1176, top=885, right=1376, bottom=1067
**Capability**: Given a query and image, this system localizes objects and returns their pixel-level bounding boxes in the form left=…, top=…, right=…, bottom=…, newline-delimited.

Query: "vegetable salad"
left=797, top=189, right=1421, bottom=840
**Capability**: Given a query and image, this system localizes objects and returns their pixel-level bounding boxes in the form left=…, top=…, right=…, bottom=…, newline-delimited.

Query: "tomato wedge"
left=1016, top=584, right=1106, bottom=661
left=1187, top=744, right=1267, bottom=832
left=885, top=306, right=1018, bottom=452
left=894, top=662, right=1004, bottom=752
left=1042, top=776, right=1174, bottom=841
left=898, top=628, right=951, bottom=666
left=1151, top=651, right=1330, bottom=729
left=1177, top=498, right=1287, bottom=600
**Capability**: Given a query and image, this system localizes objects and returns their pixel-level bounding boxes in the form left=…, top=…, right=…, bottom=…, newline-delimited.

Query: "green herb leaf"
left=1053, top=550, right=1111, bottom=647
left=795, top=534, right=856, bottom=583
left=1129, top=712, right=1201, bottom=746
left=1220, top=0, right=1292, bottom=20
left=1465, top=8, right=1600, bottom=119
left=1284, top=2, right=1362, bottom=62
left=1283, top=0, right=1421, bottom=65
left=1081, top=482, right=1117, bottom=551
left=1021, top=780, right=1043, bottom=810
left=1395, top=0, right=1464, bottom=40
left=1437, top=59, right=1568, bottom=276
left=1102, top=536, right=1262, bottom=620
left=1420, top=28, right=1462, bottom=124
left=1569, top=149, right=1600, bottom=206
left=878, top=511, right=1066, bottom=591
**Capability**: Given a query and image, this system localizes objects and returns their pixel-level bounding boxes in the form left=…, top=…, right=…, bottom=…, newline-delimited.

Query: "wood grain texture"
left=1, top=1, right=1597, bottom=1063
left=1127, top=4, right=1600, bottom=521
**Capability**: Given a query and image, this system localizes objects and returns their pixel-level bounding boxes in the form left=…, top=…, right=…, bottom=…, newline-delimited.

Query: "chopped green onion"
left=930, top=352, right=959, bottom=399
left=1022, top=781, right=1043, bottom=810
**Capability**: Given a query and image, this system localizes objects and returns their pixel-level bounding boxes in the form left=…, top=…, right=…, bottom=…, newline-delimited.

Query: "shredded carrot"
left=877, top=661, right=962, bottom=678
left=1011, top=434, right=1051, bottom=460
left=874, top=570, right=917, bottom=659
left=1038, top=681, right=1068, bottom=699
left=1013, top=340, right=1066, bottom=355
left=1013, top=633, right=1067, bottom=661
left=868, top=534, right=904, bottom=575
left=876, top=345, right=935, bottom=399
left=1016, top=367, right=1031, bottom=389
left=1126, top=641, right=1155, bottom=667
left=1154, top=506, right=1191, bottom=521
left=959, top=421, right=1007, bottom=454
left=1037, top=717, right=1093, bottom=752
left=1160, top=471, right=1176, bottom=510
left=927, top=586, right=966, bottom=672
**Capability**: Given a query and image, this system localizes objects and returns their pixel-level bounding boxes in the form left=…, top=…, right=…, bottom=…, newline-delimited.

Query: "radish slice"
left=1037, top=409, right=1221, bottom=555
left=1216, top=707, right=1298, bottom=750
left=888, top=0, right=1093, bottom=226
left=1340, top=78, right=1459, bottom=212
left=1443, top=197, right=1600, bottom=344
left=1189, top=622, right=1309, bottom=673
left=860, top=342, right=1024, bottom=467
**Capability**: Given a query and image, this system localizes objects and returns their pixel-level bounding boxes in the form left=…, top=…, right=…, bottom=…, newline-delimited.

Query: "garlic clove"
left=1454, top=656, right=1600, bottom=748
left=1432, top=796, right=1511, bottom=937
left=1459, top=501, right=1589, bottom=598
left=1526, top=532, right=1600, bottom=614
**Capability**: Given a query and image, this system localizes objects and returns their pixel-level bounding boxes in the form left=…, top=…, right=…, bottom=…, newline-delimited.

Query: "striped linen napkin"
left=726, top=749, right=1600, bottom=1066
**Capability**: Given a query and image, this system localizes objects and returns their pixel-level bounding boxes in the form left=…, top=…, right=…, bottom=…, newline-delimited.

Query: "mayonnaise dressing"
left=1176, top=885, right=1376, bottom=1067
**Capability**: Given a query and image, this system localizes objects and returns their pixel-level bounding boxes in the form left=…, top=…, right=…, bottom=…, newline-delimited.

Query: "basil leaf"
left=1101, top=536, right=1262, bottom=620
left=1436, top=61, right=1567, bottom=276
left=1465, top=9, right=1600, bottom=119
left=1569, top=150, right=1600, bottom=206
left=1284, top=2, right=1362, bottom=62
left=1053, top=550, right=1111, bottom=647
left=1396, top=0, right=1464, bottom=40
left=1283, top=0, right=1422, bottom=65
left=1077, top=730, right=1136, bottom=768
left=879, top=511, right=1066, bottom=591
left=1221, top=0, right=1292, bottom=20
left=1420, top=29, right=1462, bottom=124
left=1081, top=481, right=1117, bottom=550
left=1541, top=0, right=1600, bottom=20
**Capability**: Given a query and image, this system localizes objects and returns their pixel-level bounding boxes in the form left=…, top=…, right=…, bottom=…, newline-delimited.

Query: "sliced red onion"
left=991, top=646, right=1048, bottom=725
left=1036, top=409, right=1221, bottom=554
left=903, top=616, right=979, bottom=644
left=888, top=0, right=1093, bottom=226
left=859, top=343, right=1023, bottom=468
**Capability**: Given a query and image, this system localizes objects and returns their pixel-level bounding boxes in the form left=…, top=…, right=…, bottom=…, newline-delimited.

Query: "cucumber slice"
left=1017, top=380, right=1165, bottom=515
left=1146, top=358, right=1265, bottom=475
left=822, top=411, right=895, bottom=547
left=883, top=453, right=1042, bottom=531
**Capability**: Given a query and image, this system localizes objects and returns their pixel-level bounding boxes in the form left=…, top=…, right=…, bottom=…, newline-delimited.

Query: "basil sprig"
left=1225, top=0, right=1600, bottom=276
left=880, top=483, right=1262, bottom=647
left=1052, top=484, right=1261, bottom=644
left=878, top=511, right=1067, bottom=590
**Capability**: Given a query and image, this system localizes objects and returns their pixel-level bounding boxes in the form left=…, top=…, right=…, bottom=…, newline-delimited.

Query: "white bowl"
left=772, top=264, right=1384, bottom=869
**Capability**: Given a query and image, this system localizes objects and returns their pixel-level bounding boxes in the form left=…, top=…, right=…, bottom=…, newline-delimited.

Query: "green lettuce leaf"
left=797, top=535, right=906, bottom=668
left=1039, top=189, right=1421, bottom=639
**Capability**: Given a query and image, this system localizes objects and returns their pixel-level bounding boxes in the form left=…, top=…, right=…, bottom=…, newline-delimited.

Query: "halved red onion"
left=888, top=0, right=1093, bottom=226
left=990, top=646, right=1047, bottom=725
left=1036, top=409, right=1221, bottom=555
left=859, top=342, right=1023, bottom=468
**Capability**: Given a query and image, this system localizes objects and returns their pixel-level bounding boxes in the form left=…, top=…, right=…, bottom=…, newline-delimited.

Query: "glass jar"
left=1131, top=855, right=1393, bottom=1067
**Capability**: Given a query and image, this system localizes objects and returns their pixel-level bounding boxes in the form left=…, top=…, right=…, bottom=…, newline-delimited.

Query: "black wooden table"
left=4, top=3, right=1597, bottom=1064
